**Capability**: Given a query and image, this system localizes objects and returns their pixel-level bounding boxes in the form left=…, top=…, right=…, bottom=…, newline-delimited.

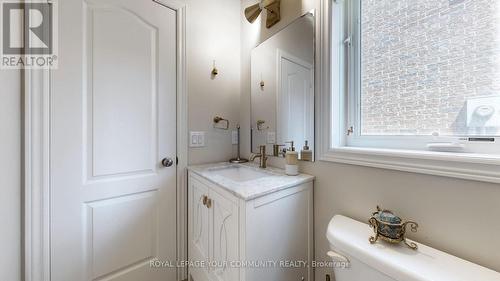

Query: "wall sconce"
left=244, top=0, right=281, bottom=28
left=211, top=60, right=218, bottom=77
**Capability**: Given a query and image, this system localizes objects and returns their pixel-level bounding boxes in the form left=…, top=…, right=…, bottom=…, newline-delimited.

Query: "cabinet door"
left=189, top=178, right=210, bottom=262
left=209, top=189, right=239, bottom=281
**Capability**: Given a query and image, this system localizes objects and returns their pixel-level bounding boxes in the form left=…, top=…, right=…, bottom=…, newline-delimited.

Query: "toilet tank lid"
left=326, top=215, right=500, bottom=281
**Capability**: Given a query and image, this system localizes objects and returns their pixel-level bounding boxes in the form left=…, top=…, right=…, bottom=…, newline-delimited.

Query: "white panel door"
left=277, top=55, right=314, bottom=149
left=51, top=0, right=177, bottom=280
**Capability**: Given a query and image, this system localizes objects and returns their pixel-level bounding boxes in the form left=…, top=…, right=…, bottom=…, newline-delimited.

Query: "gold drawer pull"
left=202, top=195, right=212, bottom=208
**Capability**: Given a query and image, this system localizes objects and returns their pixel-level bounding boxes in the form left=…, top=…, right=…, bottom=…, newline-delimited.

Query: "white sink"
left=207, top=165, right=272, bottom=182
left=189, top=163, right=314, bottom=199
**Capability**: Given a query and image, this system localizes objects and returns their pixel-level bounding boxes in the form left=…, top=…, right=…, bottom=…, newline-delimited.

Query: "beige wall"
left=0, top=69, right=21, bottom=281
left=186, top=0, right=242, bottom=165
left=240, top=1, right=500, bottom=280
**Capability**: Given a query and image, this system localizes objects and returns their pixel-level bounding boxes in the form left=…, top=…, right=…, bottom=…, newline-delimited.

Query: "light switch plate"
left=267, top=131, right=276, bottom=144
left=232, top=130, right=238, bottom=145
left=190, top=131, right=206, bottom=147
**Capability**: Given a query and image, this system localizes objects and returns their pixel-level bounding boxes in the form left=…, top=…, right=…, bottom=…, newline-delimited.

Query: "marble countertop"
left=187, top=162, right=314, bottom=200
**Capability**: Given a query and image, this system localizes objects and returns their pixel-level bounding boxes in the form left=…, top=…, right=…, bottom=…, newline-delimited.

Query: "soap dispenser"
left=285, top=141, right=299, bottom=176
left=300, top=140, right=312, bottom=161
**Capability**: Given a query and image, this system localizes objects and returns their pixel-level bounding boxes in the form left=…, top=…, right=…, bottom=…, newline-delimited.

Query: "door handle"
left=161, top=157, right=174, bottom=167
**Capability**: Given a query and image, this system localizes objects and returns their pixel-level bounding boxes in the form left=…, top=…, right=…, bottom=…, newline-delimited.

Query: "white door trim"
left=23, top=1, right=188, bottom=280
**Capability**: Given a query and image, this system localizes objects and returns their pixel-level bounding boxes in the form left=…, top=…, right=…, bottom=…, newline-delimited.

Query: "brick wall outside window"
left=360, top=0, right=500, bottom=135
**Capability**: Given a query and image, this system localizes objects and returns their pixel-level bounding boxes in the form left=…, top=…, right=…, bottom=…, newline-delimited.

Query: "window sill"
left=319, top=146, right=500, bottom=183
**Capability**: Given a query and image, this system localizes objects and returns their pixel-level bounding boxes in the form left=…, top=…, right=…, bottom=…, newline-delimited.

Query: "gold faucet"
left=250, top=145, right=268, bottom=168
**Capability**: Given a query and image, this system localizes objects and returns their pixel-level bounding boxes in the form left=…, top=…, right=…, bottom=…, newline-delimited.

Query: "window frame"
left=348, top=0, right=500, bottom=153
left=317, top=0, right=500, bottom=183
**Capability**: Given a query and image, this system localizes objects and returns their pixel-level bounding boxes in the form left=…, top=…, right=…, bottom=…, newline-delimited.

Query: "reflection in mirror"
left=251, top=13, right=315, bottom=161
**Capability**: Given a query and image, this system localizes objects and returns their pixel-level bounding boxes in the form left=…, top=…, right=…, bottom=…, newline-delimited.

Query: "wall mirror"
left=251, top=13, right=315, bottom=161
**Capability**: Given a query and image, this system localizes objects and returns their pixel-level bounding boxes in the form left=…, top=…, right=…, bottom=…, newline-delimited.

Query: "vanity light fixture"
left=244, top=0, right=281, bottom=28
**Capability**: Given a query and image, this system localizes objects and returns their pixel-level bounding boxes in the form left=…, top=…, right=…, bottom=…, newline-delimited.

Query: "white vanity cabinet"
left=189, top=175, right=239, bottom=281
left=188, top=164, right=314, bottom=281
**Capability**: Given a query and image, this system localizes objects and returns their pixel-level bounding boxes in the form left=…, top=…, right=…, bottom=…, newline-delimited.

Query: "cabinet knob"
left=202, top=195, right=212, bottom=208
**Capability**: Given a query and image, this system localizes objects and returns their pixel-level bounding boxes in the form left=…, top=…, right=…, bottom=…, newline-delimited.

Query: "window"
left=335, top=0, right=500, bottom=154
left=321, top=0, right=500, bottom=182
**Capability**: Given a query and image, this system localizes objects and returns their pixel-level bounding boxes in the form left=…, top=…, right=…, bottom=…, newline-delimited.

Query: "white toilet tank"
left=326, top=215, right=500, bottom=281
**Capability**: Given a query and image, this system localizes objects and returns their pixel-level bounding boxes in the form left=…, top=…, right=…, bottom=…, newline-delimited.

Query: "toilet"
left=326, top=215, right=500, bottom=281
